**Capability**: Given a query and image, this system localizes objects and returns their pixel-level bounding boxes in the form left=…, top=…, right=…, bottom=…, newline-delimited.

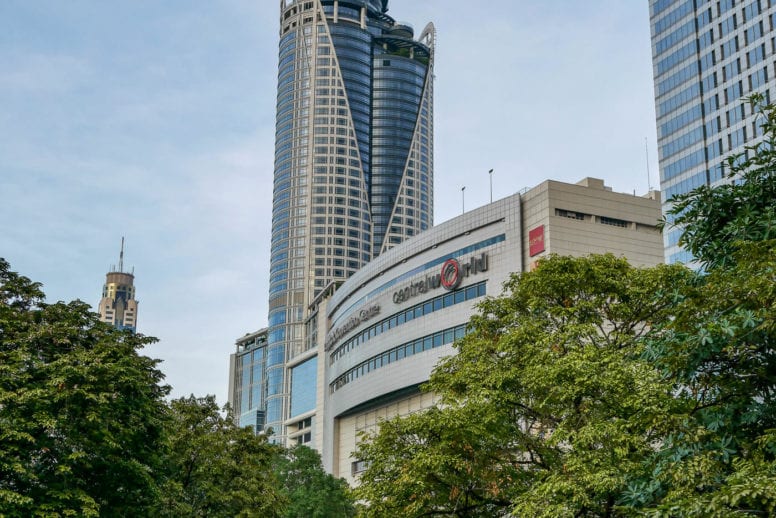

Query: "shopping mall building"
left=298, top=177, right=665, bottom=481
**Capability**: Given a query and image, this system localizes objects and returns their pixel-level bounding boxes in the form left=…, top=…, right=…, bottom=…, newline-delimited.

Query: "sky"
left=0, top=0, right=660, bottom=405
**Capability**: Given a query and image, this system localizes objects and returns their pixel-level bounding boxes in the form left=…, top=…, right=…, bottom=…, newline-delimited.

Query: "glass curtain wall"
left=267, top=0, right=434, bottom=443
left=649, top=0, right=776, bottom=263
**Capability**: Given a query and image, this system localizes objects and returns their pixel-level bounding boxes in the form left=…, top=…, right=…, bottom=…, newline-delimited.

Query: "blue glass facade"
left=230, top=330, right=268, bottom=433
left=290, top=357, right=318, bottom=417
left=266, top=0, right=435, bottom=443
left=649, top=0, right=776, bottom=263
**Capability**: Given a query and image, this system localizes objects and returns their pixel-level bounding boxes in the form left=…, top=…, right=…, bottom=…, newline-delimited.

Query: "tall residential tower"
left=266, top=0, right=435, bottom=443
left=649, top=0, right=776, bottom=263
left=97, top=238, right=138, bottom=332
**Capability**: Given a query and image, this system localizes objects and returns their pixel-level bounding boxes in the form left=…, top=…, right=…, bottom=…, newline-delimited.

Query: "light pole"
left=461, top=186, right=466, bottom=214
left=488, top=168, right=494, bottom=203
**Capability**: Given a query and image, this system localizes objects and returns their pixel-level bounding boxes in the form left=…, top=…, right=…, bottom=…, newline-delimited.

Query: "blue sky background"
left=0, top=0, right=659, bottom=404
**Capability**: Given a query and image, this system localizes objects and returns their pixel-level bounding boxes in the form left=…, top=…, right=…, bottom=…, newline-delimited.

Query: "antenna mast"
left=645, top=137, right=653, bottom=191
left=119, top=237, right=125, bottom=273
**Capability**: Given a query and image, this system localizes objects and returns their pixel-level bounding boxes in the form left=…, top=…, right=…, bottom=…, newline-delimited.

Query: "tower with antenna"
left=97, top=238, right=138, bottom=332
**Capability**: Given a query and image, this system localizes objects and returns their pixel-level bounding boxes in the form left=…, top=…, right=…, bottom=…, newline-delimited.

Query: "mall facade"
left=302, top=177, right=665, bottom=481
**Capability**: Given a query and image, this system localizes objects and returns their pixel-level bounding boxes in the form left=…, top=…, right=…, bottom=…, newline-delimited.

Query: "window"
left=599, top=216, right=630, bottom=228
left=746, top=44, right=765, bottom=68
left=556, top=208, right=587, bottom=220
left=750, top=67, right=768, bottom=90
left=719, top=14, right=737, bottom=38
left=352, top=460, right=369, bottom=476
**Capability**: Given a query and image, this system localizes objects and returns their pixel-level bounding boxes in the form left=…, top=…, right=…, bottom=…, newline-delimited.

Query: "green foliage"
left=632, top=240, right=776, bottom=516
left=0, top=258, right=170, bottom=517
left=355, top=93, right=776, bottom=517
left=156, top=395, right=286, bottom=517
left=627, top=94, right=776, bottom=516
left=0, top=260, right=290, bottom=517
left=664, top=93, right=776, bottom=270
left=274, top=445, right=355, bottom=518
left=354, top=403, right=517, bottom=517
left=355, top=255, right=694, bottom=517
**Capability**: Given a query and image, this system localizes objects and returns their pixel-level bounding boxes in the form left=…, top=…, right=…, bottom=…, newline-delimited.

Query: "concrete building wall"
left=522, top=178, right=664, bottom=268
left=321, top=177, right=664, bottom=484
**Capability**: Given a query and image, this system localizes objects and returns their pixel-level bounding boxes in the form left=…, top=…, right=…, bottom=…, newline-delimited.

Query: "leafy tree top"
left=664, top=93, right=776, bottom=269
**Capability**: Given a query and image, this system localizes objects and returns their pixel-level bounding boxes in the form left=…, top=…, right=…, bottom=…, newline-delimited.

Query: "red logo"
left=529, top=225, right=545, bottom=257
left=440, top=259, right=461, bottom=290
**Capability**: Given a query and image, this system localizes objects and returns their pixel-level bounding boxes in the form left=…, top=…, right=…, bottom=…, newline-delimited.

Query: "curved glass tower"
left=267, top=0, right=434, bottom=443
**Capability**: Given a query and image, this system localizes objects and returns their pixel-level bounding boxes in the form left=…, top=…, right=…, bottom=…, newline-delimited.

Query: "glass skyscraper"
left=266, top=0, right=435, bottom=443
left=228, top=329, right=268, bottom=432
left=649, top=0, right=776, bottom=263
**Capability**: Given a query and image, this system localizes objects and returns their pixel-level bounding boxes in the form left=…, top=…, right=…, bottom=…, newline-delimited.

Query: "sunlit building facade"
left=97, top=239, right=138, bottom=332
left=267, top=0, right=435, bottom=443
left=316, top=177, right=664, bottom=482
left=649, top=0, right=776, bottom=263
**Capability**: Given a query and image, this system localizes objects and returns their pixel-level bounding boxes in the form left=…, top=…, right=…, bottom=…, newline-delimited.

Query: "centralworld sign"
left=393, top=253, right=489, bottom=304
left=324, top=304, right=380, bottom=351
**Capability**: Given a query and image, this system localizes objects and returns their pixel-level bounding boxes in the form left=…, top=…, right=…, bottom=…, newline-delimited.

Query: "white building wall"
left=318, top=177, right=663, bottom=483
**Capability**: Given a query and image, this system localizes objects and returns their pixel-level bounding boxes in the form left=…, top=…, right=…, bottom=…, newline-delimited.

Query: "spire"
left=118, top=237, right=125, bottom=273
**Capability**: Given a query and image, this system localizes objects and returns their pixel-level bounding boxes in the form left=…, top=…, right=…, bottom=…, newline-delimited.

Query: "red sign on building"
left=529, top=225, right=545, bottom=257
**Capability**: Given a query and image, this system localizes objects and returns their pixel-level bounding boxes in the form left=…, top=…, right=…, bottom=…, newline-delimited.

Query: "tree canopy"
left=0, top=258, right=169, bottom=517
left=355, top=255, right=694, bottom=517
left=0, top=259, right=354, bottom=517
left=355, top=97, right=776, bottom=516
left=273, top=445, right=356, bottom=518
left=156, top=395, right=286, bottom=517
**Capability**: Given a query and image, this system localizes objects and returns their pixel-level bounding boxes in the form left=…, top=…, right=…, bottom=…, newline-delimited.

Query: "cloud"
left=0, top=52, right=93, bottom=93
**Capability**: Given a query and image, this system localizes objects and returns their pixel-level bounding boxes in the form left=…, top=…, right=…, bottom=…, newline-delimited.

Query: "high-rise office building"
left=228, top=329, right=269, bottom=432
left=266, top=0, right=435, bottom=442
left=648, top=0, right=776, bottom=263
left=97, top=238, right=138, bottom=332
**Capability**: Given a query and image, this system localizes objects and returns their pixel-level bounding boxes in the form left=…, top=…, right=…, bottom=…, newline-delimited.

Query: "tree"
left=354, top=403, right=517, bottom=517
left=156, top=395, right=286, bottom=517
left=355, top=254, right=693, bottom=517
left=0, top=258, right=169, bottom=517
left=356, top=96, right=776, bottom=517
left=664, top=93, right=776, bottom=270
left=629, top=241, right=776, bottom=516
left=273, top=445, right=355, bottom=518
left=630, top=95, right=776, bottom=515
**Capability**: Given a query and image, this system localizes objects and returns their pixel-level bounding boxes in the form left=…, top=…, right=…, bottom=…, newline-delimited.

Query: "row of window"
left=660, top=104, right=703, bottom=137
left=659, top=83, right=701, bottom=118
left=662, top=141, right=753, bottom=201
left=328, top=234, right=506, bottom=332
left=330, top=324, right=470, bottom=394
left=655, top=19, right=695, bottom=56
left=330, top=281, right=487, bottom=365
left=657, top=40, right=697, bottom=76
left=664, top=148, right=707, bottom=180
left=554, top=209, right=642, bottom=229
left=654, top=0, right=772, bottom=89
left=657, top=62, right=697, bottom=97
left=661, top=125, right=704, bottom=159
left=654, top=0, right=694, bottom=36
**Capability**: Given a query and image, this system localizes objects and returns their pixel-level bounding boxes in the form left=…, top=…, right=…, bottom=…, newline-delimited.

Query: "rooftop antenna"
left=118, top=237, right=125, bottom=273
left=645, top=137, right=653, bottom=191
left=488, top=169, right=494, bottom=203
